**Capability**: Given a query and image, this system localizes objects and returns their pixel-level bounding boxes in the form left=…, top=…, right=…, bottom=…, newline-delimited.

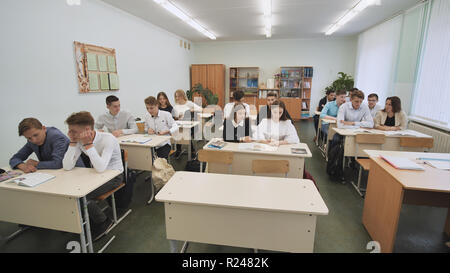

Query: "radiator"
left=408, top=121, right=450, bottom=153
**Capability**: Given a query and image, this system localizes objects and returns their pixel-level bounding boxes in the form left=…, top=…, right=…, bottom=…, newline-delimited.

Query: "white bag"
left=151, top=157, right=175, bottom=191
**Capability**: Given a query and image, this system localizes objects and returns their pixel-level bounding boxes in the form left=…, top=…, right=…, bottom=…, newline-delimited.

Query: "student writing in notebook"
left=95, top=95, right=138, bottom=137
left=255, top=100, right=299, bottom=145
left=144, top=96, right=179, bottom=159
left=337, top=90, right=374, bottom=129
left=374, top=96, right=408, bottom=131
left=223, top=103, right=252, bottom=143
left=63, top=111, right=124, bottom=241
left=9, top=118, right=84, bottom=173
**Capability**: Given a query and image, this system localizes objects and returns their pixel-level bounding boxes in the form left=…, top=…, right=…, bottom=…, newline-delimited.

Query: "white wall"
left=0, top=0, right=193, bottom=166
left=193, top=37, right=357, bottom=111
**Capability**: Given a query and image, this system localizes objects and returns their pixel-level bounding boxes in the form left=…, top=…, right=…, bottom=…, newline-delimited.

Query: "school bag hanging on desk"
left=326, top=135, right=345, bottom=181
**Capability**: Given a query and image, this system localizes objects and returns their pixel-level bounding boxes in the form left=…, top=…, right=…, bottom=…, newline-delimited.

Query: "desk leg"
left=82, top=196, right=94, bottom=253
left=362, top=161, right=404, bottom=253
left=147, top=147, right=156, bottom=205
left=445, top=209, right=450, bottom=236
left=77, top=198, right=87, bottom=253
left=188, top=141, right=192, bottom=161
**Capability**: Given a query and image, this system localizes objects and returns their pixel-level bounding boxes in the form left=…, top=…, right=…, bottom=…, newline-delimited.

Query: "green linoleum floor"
left=1, top=120, right=448, bottom=253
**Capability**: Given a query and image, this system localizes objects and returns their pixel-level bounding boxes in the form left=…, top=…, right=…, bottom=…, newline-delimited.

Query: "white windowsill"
left=409, top=116, right=450, bottom=133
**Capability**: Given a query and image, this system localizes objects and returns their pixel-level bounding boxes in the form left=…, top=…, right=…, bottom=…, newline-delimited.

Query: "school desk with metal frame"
left=203, top=140, right=312, bottom=178
left=156, top=171, right=328, bottom=253
left=362, top=150, right=450, bottom=253
left=0, top=167, right=121, bottom=253
left=316, top=118, right=337, bottom=160
left=118, top=134, right=171, bottom=204
left=331, top=128, right=432, bottom=172
left=174, top=120, right=200, bottom=161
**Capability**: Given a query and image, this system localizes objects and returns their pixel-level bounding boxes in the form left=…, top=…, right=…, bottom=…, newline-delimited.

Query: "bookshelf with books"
left=229, top=67, right=259, bottom=105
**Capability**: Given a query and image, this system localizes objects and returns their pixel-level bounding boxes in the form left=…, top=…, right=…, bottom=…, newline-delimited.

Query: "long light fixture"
left=264, top=0, right=272, bottom=38
left=153, top=0, right=216, bottom=40
left=325, top=0, right=380, bottom=35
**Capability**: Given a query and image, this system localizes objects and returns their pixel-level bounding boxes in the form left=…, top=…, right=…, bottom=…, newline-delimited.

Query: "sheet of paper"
left=98, top=55, right=108, bottom=72
left=381, top=155, right=425, bottom=170
left=86, top=53, right=98, bottom=71
left=100, top=73, right=110, bottom=90
left=108, top=56, right=116, bottom=72
left=109, top=73, right=119, bottom=90
left=88, top=73, right=99, bottom=90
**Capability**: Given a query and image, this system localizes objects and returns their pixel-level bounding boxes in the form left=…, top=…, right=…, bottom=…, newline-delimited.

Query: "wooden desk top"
left=0, top=168, right=121, bottom=198
left=332, top=128, right=431, bottom=138
left=364, top=150, right=450, bottom=193
left=176, top=121, right=200, bottom=129
left=118, top=134, right=171, bottom=148
left=203, top=140, right=312, bottom=158
left=156, top=171, right=328, bottom=215
left=321, top=118, right=336, bottom=124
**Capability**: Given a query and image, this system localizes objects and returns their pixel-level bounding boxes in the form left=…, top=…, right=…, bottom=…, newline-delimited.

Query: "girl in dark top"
left=223, top=103, right=252, bottom=143
left=157, top=92, right=174, bottom=114
left=374, top=96, right=408, bottom=131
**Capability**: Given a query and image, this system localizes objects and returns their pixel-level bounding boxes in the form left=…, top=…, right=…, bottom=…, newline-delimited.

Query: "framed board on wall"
left=74, top=41, right=119, bottom=93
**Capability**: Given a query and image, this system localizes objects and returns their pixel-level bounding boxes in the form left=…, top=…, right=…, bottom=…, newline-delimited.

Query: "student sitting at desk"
left=144, top=96, right=179, bottom=159
left=346, top=88, right=359, bottom=103
left=95, top=95, right=138, bottom=137
left=255, top=100, right=299, bottom=145
left=313, top=89, right=336, bottom=139
left=173, top=89, right=202, bottom=120
left=374, top=96, right=408, bottom=131
left=223, top=90, right=250, bottom=119
left=63, top=111, right=124, bottom=241
left=157, top=91, right=174, bottom=115
left=9, top=118, right=84, bottom=173
left=223, top=103, right=252, bottom=143
left=367, top=93, right=383, bottom=119
left=320, top=90, right=347, bottom=139
left=337, top=90, right=374, bottom=129
left=257, top=91, right=292, bottom=125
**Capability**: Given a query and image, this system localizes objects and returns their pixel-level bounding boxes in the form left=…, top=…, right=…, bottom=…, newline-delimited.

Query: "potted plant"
left=186, top=84, right=219, bottom=107
left=325, top=72, right=354, bottom=92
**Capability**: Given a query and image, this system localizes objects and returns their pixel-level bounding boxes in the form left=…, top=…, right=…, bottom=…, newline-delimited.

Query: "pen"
left=417, top=157, right=450, bottom=162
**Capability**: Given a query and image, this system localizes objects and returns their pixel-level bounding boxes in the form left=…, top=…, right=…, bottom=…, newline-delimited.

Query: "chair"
left=94, top=149, right=132, bottom=253
left=198, top=149, right=234, bottom=174
left=352, top=134, right=386, bottom=197
left=399, top=137, right=434, bottom=151
left=251, top=160, right=290, bottom=178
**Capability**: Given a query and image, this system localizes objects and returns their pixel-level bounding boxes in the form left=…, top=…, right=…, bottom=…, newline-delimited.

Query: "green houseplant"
left=325, top=72, right=355, bottom=92
left=186, top=84, right=219, bottom=107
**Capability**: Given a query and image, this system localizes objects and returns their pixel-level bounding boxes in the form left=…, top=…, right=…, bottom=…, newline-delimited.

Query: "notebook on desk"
left=381, top=155, right=425, bottom=171
left=121, top=136, right=152, bottom=144
left=12, top=172, right=55, bottom=187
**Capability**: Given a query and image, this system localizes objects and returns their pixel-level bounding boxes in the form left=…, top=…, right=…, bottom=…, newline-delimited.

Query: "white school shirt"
left=337, top=101, right=374, bottom=129
left=223, top=102, right=251, bottom=120
left=144, top=110, right=179, bottom=148
left=95, top=110, right=138, bottom=135
left=63, top=131, right=123, bottom=173
left=173, top=101, right=202, bottom=119
left=255, top=118, right=300, bottom=144
left=368, top=104, right=383, bottom=119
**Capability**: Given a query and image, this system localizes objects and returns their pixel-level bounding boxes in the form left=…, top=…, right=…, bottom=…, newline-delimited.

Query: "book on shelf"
left=12, top=172, right=56, bottom=187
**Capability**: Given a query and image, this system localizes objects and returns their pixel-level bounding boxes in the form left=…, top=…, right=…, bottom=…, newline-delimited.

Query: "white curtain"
left=354, top=16, right=403, bottom=104
left=412, top=0, right=450, bottom=127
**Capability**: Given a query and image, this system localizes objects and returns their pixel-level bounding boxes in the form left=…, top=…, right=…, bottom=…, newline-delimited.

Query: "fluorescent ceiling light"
left=325, top=0, right=380, bottom=36
left=153, top=0, right=216, bottom=40
left=264, top=0, right=272, bottom=38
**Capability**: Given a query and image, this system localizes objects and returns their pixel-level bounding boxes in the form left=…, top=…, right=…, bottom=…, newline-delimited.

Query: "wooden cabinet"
left=191, top=64, right=225, bottom=108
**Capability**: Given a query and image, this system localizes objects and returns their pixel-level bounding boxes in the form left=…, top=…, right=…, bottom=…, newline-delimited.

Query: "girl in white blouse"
left=172, top=89, right=202, bottom=120
left=255, top=100, right=300, bottom=145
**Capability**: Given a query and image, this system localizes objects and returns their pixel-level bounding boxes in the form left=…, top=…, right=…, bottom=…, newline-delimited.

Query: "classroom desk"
left=361, top=150, right=450, bottom=253
left=174, top=121, right=200, bottom=161
left=203, top=140, right=312, bottom=178
left=156, top=171, right=328, bottom=252
left=332, top=128, right=432, bottom=171
left=118, top=134, right=171, bottom=204
left=0, top=168, right=121, bottom=253
left=316, top=118, right=337, bottom=160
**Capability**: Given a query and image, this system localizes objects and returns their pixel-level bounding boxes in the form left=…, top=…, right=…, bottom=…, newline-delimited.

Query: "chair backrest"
left=399, top=137, right=434, bottom=149
left=252, top=160, right=289, bottom=177
left=355, top=134, right=386, bottom=144
left=198, top=149, right=234, bottom=173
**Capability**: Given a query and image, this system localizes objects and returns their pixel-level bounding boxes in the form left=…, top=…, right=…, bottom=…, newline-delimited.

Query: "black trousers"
left=313, top=114, right=320, bottom=133
left=156, top=144, right=171, bottom=159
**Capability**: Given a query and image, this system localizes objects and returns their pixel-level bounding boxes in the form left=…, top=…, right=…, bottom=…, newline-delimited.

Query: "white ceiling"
left=101, top=0, right=422, bottom=42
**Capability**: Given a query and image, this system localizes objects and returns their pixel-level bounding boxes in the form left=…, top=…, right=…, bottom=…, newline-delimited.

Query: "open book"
left=238, top=143, right=278, bottom=152
left=121, top=136, right=152, bottom=144
left=12, top=172, right=55, bottom=187
left=208, top=139, right=226, bottom=149
left=383, top=130, right=426, bottom=137
left=0, top=171, right=22, bottom=182
left=381, top=155, right=425, bottom=171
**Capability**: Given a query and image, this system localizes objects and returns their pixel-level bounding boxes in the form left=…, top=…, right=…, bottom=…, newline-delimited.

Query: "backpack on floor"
left=326, top=135, right=345, bottom=181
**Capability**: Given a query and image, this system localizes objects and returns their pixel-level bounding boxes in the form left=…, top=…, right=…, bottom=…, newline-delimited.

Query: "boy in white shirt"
left=95, top=95, right=138, bottom=137
left=367, top=93, right=383, bottom=118
left=223, top=90, right=250, bottom=119
left=63, top=111, right=123, bottom=241
left=144, top=96, right=179, bottom=159
left=337, top=90, right=374, bottom=129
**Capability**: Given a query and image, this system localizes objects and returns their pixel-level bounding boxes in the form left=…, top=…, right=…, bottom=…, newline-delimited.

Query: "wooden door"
left=206, top=64, right=225, bottom=108
left=191, top=64, right=208, bottom=89
left=280, top=98, right=301, bottom=120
